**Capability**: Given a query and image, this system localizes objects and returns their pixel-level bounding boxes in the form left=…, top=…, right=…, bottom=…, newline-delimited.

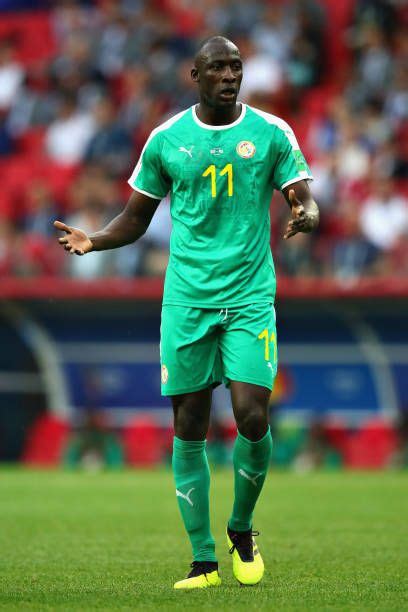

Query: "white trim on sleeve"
left=280, top=174, right=313, bottom=191
left=127, top=181, right=164, bottom=200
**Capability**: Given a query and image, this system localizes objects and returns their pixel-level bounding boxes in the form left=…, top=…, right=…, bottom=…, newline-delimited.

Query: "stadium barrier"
left=0, top=277, right=407, bottom=467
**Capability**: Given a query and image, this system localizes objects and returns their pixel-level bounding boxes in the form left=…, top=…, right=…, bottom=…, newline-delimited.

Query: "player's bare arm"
left=282, top=180, right=319, bottom=239
left=54, top=191, right=160, bottom=255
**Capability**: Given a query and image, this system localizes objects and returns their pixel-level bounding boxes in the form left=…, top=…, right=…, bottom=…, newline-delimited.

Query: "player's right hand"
left=54, top=220, right=93, bottom=255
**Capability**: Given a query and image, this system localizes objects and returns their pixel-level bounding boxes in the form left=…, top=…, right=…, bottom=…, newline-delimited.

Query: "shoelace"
left=228, top=530, right=260, bottom=556
left=188, top=561, right=218, bottom=578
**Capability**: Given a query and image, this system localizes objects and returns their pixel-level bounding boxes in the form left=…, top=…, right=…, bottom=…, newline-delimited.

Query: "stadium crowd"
left=0, top=0, right=407, bottom=280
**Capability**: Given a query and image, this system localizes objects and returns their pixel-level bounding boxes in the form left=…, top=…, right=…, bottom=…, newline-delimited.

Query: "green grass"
left=0, top=469, right=407, bottom=611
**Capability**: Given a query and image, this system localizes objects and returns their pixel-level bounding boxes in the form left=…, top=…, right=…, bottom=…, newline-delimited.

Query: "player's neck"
left=195, top=102, right=242, bottom=126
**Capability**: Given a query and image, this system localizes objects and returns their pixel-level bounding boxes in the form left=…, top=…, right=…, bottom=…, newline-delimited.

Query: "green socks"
left=172, top=429, right=272, bottom=561
left=228, top=427, right=273, bottom=532
left=172, top=437, right=216, bottom=562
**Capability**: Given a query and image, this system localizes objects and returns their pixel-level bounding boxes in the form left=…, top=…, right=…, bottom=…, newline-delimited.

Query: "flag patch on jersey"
left=161, top=364, right=169, bottom=384
left=236, top=141, right=256, bottom=159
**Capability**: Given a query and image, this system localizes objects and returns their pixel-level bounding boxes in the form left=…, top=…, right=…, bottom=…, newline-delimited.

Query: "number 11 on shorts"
left=258, top=328, right=277, bottom=363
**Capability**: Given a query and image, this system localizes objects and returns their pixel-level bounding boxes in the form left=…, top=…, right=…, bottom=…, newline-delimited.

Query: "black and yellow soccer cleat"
left=173, top=561, right=221, bottom=590
left=227, top=526, right=264, bottom=586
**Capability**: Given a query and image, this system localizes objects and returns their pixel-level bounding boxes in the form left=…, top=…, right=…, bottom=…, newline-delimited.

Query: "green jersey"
left=128, top=103, right=312, bottom=307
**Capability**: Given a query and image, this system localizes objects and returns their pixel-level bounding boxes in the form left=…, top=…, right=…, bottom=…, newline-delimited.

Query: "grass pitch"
left=0, top=468, right=407, bottom=611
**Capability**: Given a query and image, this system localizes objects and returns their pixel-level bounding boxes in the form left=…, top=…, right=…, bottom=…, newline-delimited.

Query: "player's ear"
left=191, top=67, right=199, bottom=83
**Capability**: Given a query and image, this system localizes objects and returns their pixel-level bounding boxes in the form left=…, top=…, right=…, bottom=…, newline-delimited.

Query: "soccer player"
left=55, top=36, right=319, bottom=589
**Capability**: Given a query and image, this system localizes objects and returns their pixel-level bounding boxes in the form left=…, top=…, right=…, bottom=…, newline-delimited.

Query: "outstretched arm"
left=54, top=191, right=161, bottom=255
left=282, top=180, right=319, bottom=239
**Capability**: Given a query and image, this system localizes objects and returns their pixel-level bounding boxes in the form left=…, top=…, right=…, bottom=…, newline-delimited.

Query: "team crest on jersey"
left=236, top=140, right=256, bottom=159
left=161, top=364, right=169, bottom=384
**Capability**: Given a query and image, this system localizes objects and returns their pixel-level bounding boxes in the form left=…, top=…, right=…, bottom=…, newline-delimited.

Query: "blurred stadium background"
left=0, top=0, right=407, bottom=471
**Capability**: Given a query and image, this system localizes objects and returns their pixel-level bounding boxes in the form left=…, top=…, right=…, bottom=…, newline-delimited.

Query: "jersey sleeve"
left=128, top=132, right=170, bottom=200
left=271, top=123, right=313, bottom=191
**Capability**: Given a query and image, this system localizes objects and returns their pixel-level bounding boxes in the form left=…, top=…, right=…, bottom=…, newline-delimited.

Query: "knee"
left=235, top=402, right=269, bottom=441
left=175, top=409, right=206, bottom=440
left=172, top=395, right=209, bottom=440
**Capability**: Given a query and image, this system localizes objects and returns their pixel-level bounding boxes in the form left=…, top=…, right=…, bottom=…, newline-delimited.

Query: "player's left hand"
left=283, top=189, right=319, bottom=239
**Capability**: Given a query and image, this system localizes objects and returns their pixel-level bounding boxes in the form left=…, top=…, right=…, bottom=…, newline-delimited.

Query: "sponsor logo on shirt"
left=236, top=140, right=256, bottom=159
left=179, top=146, right=194, bottom=158
left=210, top=147, right=224, bottom=155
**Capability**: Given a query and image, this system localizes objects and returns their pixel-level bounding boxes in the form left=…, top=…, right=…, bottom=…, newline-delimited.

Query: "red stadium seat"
left=22, top=414, right=70, bottom=467
left=0, top=188, right=15, bottom=220
left=395, top=179, right=408, bottom=199
left=122, top=417, right=163, bottom=466
left=320, top=0, right=354, bottom=83
left=302, top=85, right=338, bottom=118
left=15, top=128, right=46, bottom=155
left=0, top=154, right=79, bottom=214
left=0, top=13, right=56, bottom=66
left=343, top=420, right=398, bottom=469
left=0, top=156, right=38, bottom=219
left=41, top=161, right=79, bottom=209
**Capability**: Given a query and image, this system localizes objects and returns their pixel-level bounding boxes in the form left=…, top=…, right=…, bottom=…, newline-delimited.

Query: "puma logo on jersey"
left=179, top=146, right=194, bottom=158
left=238, top=469, right=263, bottom=487
left=176, top=487, right=195, bottom=506
left=267, top=362, right=273, bottom=370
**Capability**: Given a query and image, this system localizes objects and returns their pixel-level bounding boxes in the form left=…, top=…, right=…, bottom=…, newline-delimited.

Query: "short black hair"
left=194, top=36, right=239, bottom=68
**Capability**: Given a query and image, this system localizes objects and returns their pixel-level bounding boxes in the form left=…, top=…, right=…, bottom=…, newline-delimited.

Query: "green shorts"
left=160, top=303, right=278, bottom=396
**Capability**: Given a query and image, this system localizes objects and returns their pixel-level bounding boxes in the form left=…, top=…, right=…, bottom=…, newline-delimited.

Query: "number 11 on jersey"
left=258, top=328, right=277, bottom=362
left=202, top=163, right=233, bottom=198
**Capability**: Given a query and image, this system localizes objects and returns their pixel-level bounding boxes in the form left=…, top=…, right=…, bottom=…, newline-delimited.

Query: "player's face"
left=193, top=46, right=243, bottom=109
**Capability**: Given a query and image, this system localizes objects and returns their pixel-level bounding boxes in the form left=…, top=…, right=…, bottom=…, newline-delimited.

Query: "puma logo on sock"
left=238, top=469, right=263, bottom=487
left=176, top=487, right=195, bottom=506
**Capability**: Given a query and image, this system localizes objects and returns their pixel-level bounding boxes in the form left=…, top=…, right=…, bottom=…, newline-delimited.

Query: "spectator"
left=277, top=233, right=315, bottom=278
left=119, top=65, right=151, bottom=131
left=168, top=58, right=198, bottom=113
left=0, top=218, right=16, bottom=275
left=332, top=199, right=379, bottom=281
left=0, top=113, right=13, bottom=156
left=95, top=4, right=130, bottom=77
left=356, top=25, right=393, bottom=98
left=84, top=97, right=133, bottom=177
left=0, top=40, right=24, bottom=111
left=251, top=4, right=295, bottom=64
left=353, top=0, right=397, bottom=42
left=50, top=31, right=106, bottom=111
left=309, top=152, right=338, bottom=211
left=286, top=0, right=326, bottom=91
left=52, top=0, right=101, bottom=44
left=24, top=181, right=58, bottom=238
left=142, top=197, right=172, bottom=276
left=336, top=122, right=371, bottom=182
left=372, top=138, right=408, bottom=181
left=0, top=0, right=406, bottom=282
left=237, top=37, right=283, bottom=101
left=385, top=64, right=408, bottom=126
left=45, top=94, right=96, bottom=165
left=359, top=177, right=408, bottom=254
left=6, top=70, right=59, bottom=137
